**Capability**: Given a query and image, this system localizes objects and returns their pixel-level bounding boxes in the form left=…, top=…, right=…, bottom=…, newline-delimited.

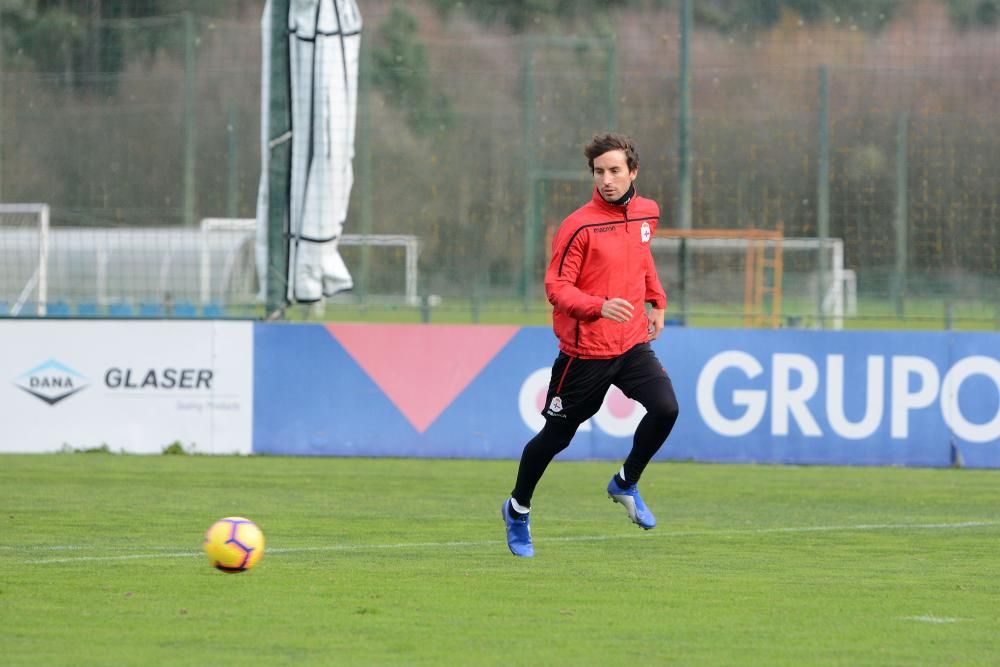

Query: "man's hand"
left=600, top=297, right=634, bottom=323
left=647, top=307, right=665, bottom=340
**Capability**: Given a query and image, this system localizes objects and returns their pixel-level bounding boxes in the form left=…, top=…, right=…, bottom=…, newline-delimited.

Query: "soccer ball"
left=203, top=517, right=265, bottom=573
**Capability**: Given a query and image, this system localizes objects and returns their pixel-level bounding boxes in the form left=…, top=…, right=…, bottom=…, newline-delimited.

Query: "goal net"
left=651, top=229, right=854, bottom=329
left=0, top=210, right=258, bottom=316
left=0, top=212, right=421, bottom=317
left=203, top=218, right=421, bottom=307
left=0, top=204, right=50, bottom=316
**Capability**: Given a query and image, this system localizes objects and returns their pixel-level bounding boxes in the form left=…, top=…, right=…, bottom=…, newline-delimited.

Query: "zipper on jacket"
left=622, top=202, right=630, bottom=349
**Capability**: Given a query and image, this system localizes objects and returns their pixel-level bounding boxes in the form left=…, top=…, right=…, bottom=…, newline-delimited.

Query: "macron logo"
left=14, top=359, right=90, bottom=406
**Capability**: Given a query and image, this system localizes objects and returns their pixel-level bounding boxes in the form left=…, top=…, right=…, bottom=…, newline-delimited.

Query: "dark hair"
left=584, top=133, right=639, bottom=173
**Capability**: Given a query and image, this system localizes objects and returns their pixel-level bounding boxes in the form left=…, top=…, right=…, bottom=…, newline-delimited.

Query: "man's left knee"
left=647, top=393, right=679, bottom=422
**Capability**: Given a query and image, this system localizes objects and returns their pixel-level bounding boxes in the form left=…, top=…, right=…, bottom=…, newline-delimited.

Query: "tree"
left=426, top=0, right=910, bottom=33
left=946, top=0, right=999, bottom=28
left=0, top=0, right=220, bottom=90
left=371, top=5, right=452, bottom=135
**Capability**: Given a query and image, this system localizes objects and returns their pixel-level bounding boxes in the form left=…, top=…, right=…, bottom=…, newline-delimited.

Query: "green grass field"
left=2, top=454, right=999, bottom=666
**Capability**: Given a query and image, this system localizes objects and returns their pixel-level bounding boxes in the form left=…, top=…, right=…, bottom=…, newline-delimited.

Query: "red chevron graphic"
left=326, top=324, right=519, bottom=433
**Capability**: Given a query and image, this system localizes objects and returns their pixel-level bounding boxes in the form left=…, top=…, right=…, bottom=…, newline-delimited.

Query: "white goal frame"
left=201, top=218, right=421, bottom=306
left=0, top=203, right=50, bottom=316
left=650, top=235, right=855, bottom=329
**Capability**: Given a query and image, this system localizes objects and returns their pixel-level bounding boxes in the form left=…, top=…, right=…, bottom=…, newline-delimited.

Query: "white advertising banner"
left=0, top=321, right=253, bottom=454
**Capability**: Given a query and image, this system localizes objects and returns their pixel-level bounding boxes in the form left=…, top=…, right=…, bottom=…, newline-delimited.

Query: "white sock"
left=619, top=466, right=628, bottom=484
left=510, top=498, right=530, bottom=514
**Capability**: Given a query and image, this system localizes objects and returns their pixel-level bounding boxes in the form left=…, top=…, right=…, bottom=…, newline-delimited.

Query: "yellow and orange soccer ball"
left=203, top=517, right=265, bottom=573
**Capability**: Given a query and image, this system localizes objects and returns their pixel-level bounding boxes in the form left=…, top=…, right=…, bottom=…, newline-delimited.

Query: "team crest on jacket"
left=640, top=221, right=651, bottom=243
left=548, top=396, right=563, bottom=413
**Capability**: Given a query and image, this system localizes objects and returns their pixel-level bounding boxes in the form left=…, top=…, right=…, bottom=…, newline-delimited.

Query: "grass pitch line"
left=20, top=519, right=999, bottom=565
left=900, top=615, right=964, bottom=624
left=1, top=544, right=187, bottom=552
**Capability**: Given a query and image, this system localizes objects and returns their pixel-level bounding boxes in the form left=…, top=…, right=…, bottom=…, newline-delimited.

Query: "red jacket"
left=544, top=187, right=667, bottom=359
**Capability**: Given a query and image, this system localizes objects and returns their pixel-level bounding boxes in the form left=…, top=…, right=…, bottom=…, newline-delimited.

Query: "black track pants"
left=511, top=345, right=679, bottom=508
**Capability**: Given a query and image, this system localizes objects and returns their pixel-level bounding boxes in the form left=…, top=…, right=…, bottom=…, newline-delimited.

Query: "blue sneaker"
left=501, top=499, right=534, bottom=557
left=607, top=477, right=656, bottom=530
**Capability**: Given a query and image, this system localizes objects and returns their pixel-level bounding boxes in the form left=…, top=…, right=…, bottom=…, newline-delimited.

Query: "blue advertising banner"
left=253, top=324, right=1000, bottom=468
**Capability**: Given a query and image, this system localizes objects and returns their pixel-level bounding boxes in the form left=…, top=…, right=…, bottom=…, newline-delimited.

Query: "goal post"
left=0, top=203, right=50, bottom=316
left=654, top=228, right=785, bottom=328
left=649, top=229, right=852, bottom=329
left=200, top=218, right=421, bottom=306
